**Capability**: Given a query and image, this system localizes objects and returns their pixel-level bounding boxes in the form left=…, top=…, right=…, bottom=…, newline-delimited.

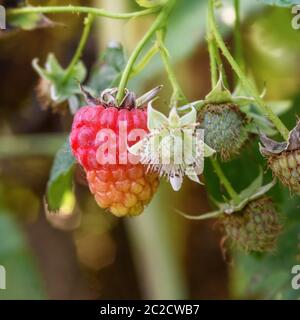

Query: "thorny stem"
left=208, top=0, right=289, bottom=140
left=156, top=29, right=188, bottom=107
left=7, top=5, right=159, bottom=20
left=116, top=0, right=176, bottom=104
left=63, top=14, right=95, bottom=82
left=210, top=158, right=240, bottom=205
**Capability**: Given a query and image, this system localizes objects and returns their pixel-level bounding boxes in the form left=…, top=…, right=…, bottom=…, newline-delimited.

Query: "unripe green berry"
left=220, top=197, right=282, bottom=253
left=198, top=103, right=248, bottom=162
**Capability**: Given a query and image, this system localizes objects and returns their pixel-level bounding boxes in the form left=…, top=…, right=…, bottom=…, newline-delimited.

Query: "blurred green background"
left=0, top=0, right=300, bottom=300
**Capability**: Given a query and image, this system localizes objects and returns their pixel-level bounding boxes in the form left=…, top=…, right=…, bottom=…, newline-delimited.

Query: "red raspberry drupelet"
left=70, top=88, right=161, bottom=217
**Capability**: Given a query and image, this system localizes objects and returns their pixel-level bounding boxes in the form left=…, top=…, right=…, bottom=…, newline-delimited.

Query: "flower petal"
left=170, top=174, right=183, bottom=191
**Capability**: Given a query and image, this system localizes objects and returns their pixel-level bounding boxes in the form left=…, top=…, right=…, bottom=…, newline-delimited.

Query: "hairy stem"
left=7, top=5, right=158, bottom=20
left=116, top=0, right=176, bottom=104
left=208, top=0, right=289, bottom=140
left=206, top=16, right=228, bottom=88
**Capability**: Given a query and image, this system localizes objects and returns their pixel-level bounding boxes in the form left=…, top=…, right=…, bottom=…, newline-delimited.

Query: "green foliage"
left=88, top=42, right=126, bottom=94
left=0, top=213, right=46, bottom=299
left=47, top=140, right=75, bottom=212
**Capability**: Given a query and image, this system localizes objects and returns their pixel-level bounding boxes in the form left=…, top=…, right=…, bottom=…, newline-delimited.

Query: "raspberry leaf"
left=46, top=140, right=75, bottom=212
left=88, top=42, right=126, bottom=94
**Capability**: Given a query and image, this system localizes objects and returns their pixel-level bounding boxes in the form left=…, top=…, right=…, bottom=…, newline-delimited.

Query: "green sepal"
left=32, top=53, right=87, bottom=104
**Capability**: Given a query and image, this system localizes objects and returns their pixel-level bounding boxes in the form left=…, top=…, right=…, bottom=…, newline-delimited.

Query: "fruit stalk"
left=206, top=17, right=228, bottom=88
left=156, top=29, right=188, bottom=107
left=116, top=0, right=176, bottom=104
left=208, top=0, right=290, bottom=140
left=63, top=14, right=95, bottom=83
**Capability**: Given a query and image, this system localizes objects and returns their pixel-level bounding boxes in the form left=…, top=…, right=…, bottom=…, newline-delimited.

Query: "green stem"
left=7, top=5, right=159, bottom=20
left=130, top=44, right=159, bottom=78
left=233, top=0, right=244, bottom=72
left=208, top=0, right=289, bottom=140
left=206, top=15, right=228, bottom=88
left=116, top=0, right=176, bottom=104
left=207, top=19, right=218, bottom=88
left=156, top=29, right=188, bottom=107
left=63, top=14, right=95, bottom=82
left=210, top=158, right=240, bottom=204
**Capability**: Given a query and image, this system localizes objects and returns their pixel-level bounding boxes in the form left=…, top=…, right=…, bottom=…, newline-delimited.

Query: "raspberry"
left=70, top=87, right=161, bottom=217
left=70, top=105, right=148, bottom=171
left=260, top=122, right=300, bottom=194
left=268, top=151, right=300, bottom=193
left=198, top=103, right=248, bottom=162
left=87, top=165, right=159, bottom=217
left=220, top=197, right=282, bottom=253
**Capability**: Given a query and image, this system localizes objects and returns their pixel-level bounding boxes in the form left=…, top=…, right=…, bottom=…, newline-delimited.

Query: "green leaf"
left=88, top=42, right=126, bottom=94
left=47, top=140, right=75, bottom=211
left=258, top=0, right=300, bottom=7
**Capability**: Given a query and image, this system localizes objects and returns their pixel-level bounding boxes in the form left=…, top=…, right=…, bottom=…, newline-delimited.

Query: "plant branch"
left=116, top=0, right=176, bottom=104
left=208, top=0, right=289, bottom=140
left=7, top=5, right=159, bottom=20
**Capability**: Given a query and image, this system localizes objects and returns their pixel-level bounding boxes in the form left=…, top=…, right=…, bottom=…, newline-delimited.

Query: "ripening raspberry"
left=220, top=197, right=282, bottom=253
left=260, top=121, right=300, bottom=194
left=70, top=87, right=161, bottom=217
